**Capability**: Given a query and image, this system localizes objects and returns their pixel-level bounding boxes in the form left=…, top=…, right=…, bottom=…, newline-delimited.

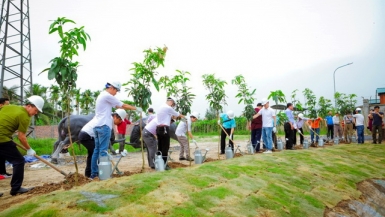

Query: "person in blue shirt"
left=218, top=110, right=236, bottom=154
left=324, top=111, right=334, bottom=140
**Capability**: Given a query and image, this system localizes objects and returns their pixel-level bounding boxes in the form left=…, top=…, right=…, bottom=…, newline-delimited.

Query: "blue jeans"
left=310, top=128, right=320, bottom=143
left=91, top=125, right=111, bottom=176
left=262, top=127, right=273, bottom=150
left=356, top=125, right=364, bottom=144
left=251, top=128, right=262, bottom=151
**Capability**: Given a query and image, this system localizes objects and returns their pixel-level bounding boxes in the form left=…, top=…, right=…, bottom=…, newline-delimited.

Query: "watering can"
left=318, top=138, right=324, bottom=147
left=225, top=145, right=233, bottom=159
left=195, top=148, right=209, bottom=164
left=351, top=135, right=357, bottom=143
left=98, top=151, right=112, bottom=180
left=247, top=143, right=254, bottom=154
left=334, top=137, right=339, bottom=145
left=277, top=139, right=283, bottom=150
left=154, top=151, right=166, bottom=171
left=303, top=139, right=309, bottom=149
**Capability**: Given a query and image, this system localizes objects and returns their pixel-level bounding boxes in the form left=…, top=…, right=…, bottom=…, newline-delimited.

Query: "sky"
left=17, top=0, right=385, bottom=117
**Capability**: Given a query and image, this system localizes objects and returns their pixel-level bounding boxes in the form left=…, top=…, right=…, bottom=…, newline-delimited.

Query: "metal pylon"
left=0, top=0, right=32, bottom=105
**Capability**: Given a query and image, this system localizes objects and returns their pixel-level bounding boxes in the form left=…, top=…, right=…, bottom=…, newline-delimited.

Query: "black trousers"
left=78, top=131, right=95, bottom=178
left=372, top=125, right=383, bottom=143
left=284, top=122, right=294, bottom=149
left=0, top=157, right=6, bottom=174
left=327, top=125, right=334, bottom=139
left=0, top=141, right=25, bottom=191
left=156, top=126, right=170, bottom=163
left=296, top=128, right=304, bottom=144
left=221, top=128, right=233, bottom=153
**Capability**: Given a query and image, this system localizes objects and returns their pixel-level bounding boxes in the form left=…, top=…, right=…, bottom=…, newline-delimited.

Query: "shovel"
left=16, top=144, right=68, bottom=176
left=218, top=123, right=237, bottom=146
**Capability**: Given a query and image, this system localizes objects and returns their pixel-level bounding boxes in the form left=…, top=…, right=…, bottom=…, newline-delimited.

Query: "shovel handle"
left=217, top=123, right=236, bottom=145
left=16, top=143, right=68, bottom=176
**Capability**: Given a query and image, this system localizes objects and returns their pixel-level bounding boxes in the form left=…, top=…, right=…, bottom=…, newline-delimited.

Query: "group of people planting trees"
left=1, top=16, right=384, bottom=198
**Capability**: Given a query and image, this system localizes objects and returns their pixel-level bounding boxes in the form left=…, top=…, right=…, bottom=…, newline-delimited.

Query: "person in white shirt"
left=89, top=81, right=142, bottom=180
left=353, top=108, right=365, bottom=144
left=252, top=99, right=276, bottom=154
left=295, top=113, right=309, bottom=145
left=79, top=111, right=123, bottom=177
left=142, top=117, right=159, bottom=169
left=156, top=97, right=185, bottom=170
left=175, top=112, right=199, bottom=161
left=332, top=111, right=343, bottom=140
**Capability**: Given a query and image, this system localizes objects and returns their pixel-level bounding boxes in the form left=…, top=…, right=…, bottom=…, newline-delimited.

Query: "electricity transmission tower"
left=0, top=0, right=33, bottom=104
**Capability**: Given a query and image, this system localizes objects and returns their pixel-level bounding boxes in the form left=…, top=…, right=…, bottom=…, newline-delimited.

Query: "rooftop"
left=377, top=88, right=385, bottom=95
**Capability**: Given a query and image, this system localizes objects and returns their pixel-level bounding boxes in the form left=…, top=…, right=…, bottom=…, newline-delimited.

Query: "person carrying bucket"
left=218, top=110, right=236, bottom=154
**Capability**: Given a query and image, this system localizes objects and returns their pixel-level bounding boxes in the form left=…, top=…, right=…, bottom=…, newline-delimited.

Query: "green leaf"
left=48, top=67, right=56, bottom=80
left=58, top=25, right=63, bottom=39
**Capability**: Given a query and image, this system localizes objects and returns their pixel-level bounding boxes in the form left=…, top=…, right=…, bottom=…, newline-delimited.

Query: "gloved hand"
left=297, top=130, right=301, bottom=133
left=191, top=139, right=197, bottom=143
left=135, top=107, right=143, bottom=113
left=273, top=127, right=277, bottom=133
left=217, top=119, right=221, bottom=125
left=27, top=148, right=36, bottom=156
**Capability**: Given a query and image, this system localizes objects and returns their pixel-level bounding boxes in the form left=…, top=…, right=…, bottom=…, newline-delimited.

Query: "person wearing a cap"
left=156, top=97, right=185, bottom=169
left=175, top=112, right=199, bottom=161
left=284, top=103, right=296, bottom=150
left=324, top=111, right=334, bottom=141
left=218, top=110, right=236, bottom=154
left=295, top=113, right=309, bottom=146
left=333, top=111, right=343, bottom=141
left=0, top=95, right=44, bottom=196
left=369, top=106, right=384, bottom=144
left=343, top=111, right=354, bottom=144
left=89, top=81, right=142, bottom=180
left=353, top=108, right=365, bottom=144
left=79, top=110, right=124, bottom=177
left=115, top=110, right=131, bottom=154
left=250, top=102, right=263, bottom=152
left=253, top=99, right=276, bottom=154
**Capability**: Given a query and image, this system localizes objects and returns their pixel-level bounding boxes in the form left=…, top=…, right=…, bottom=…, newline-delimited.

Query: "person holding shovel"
left=89, top=81, right=142, bottom=180
left=295, top=113, right=309, bottom=145
left=218, top=110, right=236, bottom=154
left=307, top=116, right=323, bottom=145
left=79, top=110, right=124, bottom=178
left=175, top=112, right=199, bottom=161
left=115, top=111, right=131, bottom=154
left=333, top=111, right=343, bottom=141
left=0, top=97, right=12, bottom=179
left=0, top=95, right=44, bottom=196
left=156, top=97, right=185, bottom=170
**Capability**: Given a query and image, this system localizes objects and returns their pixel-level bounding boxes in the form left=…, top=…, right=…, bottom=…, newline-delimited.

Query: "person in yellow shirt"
left=308, top=116, right=323, bottom=145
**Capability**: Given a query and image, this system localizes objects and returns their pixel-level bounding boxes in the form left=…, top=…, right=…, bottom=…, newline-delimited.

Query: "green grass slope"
left=2, top=144, right=385, bottom=217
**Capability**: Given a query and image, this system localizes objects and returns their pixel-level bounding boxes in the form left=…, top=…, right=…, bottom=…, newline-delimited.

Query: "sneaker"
left=10, top=187, right=34, bottom=196
left=186, top=157, right=194, bottom=161
left=263, top=150, right=272, bottom=154
left=0, top=173, right=12, bottom=178
left=179, top=157, right=186, bottom=161
left=220, top=152, right=225, bottom=155
left=89, top=174, right=99, bottom=181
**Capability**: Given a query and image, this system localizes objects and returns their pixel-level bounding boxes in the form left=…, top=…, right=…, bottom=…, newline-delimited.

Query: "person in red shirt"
left=115, top=111, right=131, bottom=154
left=250, top=102, right=263, bottom=152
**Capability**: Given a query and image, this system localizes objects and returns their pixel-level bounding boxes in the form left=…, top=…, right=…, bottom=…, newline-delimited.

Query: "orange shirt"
left=308, top=117, right=323, bottom=129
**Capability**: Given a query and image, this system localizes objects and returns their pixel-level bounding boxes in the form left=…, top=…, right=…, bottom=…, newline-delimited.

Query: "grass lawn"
left=1, top=143, right=384, bottom=216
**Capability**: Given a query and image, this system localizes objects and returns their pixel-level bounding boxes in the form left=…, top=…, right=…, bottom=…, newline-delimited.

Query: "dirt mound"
left=204, top=157, right=219, bottom=162
left=324, top=178, right=385, bottom=216
left=168, top=162, right=189, bottom=168
left=234, top=153, right=243, bottom=157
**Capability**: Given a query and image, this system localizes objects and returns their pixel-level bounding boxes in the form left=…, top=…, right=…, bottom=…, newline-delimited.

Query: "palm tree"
left=2, top=85, right=19, bottom=104
left=80, top=89, right=94, bottom=114
left=49, top=84, right=61, bottom=122
left=71, top=88, right=81, bottom=115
